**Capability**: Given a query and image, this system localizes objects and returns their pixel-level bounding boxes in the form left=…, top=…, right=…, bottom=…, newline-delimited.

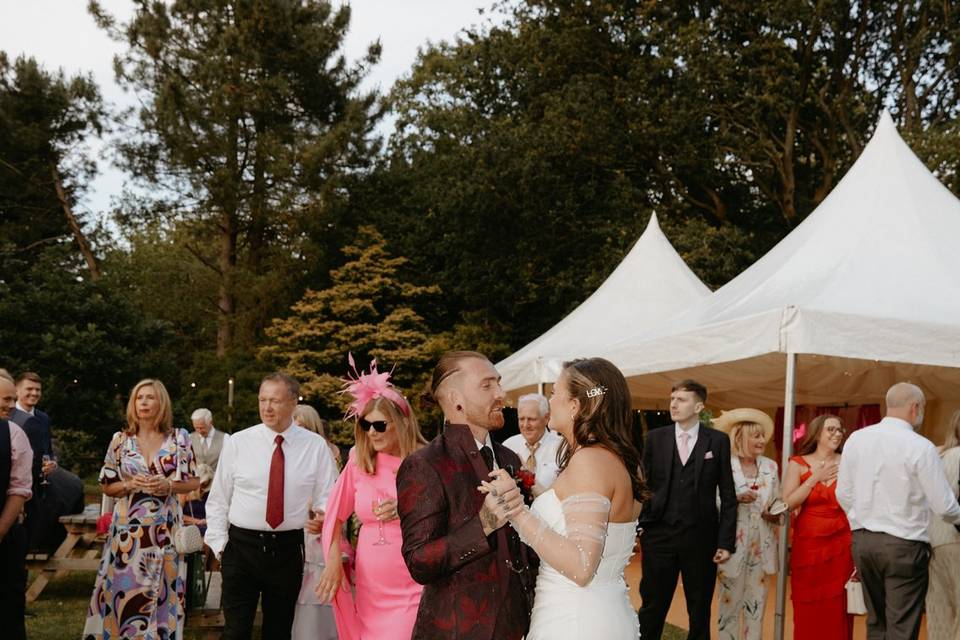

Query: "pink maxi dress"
left=321, top=449, right=423, bottom=640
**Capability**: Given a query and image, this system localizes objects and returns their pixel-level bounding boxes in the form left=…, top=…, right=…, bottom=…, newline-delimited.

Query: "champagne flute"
left=41, top=454, right=54, bottom=485
left=372, top=490, right=390, bottom=546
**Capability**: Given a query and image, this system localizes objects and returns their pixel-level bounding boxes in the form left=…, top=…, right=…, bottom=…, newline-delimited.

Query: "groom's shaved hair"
left=428, top=351, right=489, bottom=402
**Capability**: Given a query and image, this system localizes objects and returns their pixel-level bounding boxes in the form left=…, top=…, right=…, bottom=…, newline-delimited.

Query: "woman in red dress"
left=782, top=414, right=853, bottom=640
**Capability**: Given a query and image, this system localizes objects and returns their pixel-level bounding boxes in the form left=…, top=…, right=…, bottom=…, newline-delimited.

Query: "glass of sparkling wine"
left=41, top=454, right=54, bottom=485
left=372, top=490, right=390, bottom=546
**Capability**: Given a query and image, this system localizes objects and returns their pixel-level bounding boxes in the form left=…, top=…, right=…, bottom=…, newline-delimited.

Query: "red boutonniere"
left=506, top=465, right=537, bottom=504
left=516, top=469, right=536, bottom=492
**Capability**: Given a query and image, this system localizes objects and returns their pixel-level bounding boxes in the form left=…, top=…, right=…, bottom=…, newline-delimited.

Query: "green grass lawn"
left=26, top=570, right=96, bottom=640
left=26, top=568, right=686, bottom=639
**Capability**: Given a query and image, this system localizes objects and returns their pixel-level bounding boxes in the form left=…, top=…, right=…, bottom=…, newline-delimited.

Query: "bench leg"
left=26, top=532, right=80, bottom=603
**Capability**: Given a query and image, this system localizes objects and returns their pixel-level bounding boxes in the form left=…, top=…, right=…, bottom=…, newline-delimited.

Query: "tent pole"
left=774, top=353, right=797, bottom=640
left=537, top=382, right=544, bottom=395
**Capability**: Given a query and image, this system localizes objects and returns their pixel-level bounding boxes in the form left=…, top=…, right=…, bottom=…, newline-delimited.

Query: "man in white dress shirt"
left=837, top=382, right=960, bottom=640
left=502, top=393, right=562, bottom=497
left=205, top=373, right=338, bottom=640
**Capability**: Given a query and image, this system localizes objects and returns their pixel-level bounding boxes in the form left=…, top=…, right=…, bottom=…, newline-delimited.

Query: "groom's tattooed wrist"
left=479, top=505, right=498, bottom=534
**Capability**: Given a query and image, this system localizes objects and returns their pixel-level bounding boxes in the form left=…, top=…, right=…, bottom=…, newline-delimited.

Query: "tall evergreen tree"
left=260, top=226, right=439, bottom=414
left=0, top=53, right=104, bottom=277
left=90, top=0, right=382, bottom=355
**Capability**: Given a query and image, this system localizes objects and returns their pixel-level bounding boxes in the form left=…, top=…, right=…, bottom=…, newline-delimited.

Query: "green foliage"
left=0, top=246, right=177, bottom=445
left=91, top=0, right=383, bottom=354
left=0, top=53, right=104, bottom=248
left=54, top=427, right=101, bottom=478
left=261, top=226, right=440, bottom=415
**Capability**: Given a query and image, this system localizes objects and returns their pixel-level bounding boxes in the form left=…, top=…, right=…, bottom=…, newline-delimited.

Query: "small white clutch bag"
left=845, top=571, right=868, bottom=615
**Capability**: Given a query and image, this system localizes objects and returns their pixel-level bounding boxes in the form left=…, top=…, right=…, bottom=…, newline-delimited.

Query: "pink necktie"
left=678, top=432, right=691, bottom=465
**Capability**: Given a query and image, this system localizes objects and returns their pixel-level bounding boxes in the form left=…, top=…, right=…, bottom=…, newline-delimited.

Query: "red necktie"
left=266, top=434, right=285, bottom=529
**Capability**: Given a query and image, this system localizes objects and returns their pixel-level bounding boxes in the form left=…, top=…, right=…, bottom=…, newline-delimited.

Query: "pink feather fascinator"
left=340, top=353, right=411, bottom=420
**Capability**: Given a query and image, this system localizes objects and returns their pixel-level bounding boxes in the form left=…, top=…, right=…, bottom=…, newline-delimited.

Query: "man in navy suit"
left=637, top=379, right=738, bottom=640
left=9, top=372, right=54, bottom=547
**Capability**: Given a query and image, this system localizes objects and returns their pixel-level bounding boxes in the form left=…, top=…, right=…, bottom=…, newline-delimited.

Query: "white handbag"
left=845, top=570, right=868, bottom=615
left=170, top=433, right=203, bottom=555
left=173, top=517, right=204, bottom=555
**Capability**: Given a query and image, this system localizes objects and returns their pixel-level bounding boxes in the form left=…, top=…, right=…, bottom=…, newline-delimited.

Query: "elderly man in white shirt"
left=837, top=382, right=960, bottom=640
left=205, top=373, right=338, bottom=640
left=503, top=393, right=562, bottom=497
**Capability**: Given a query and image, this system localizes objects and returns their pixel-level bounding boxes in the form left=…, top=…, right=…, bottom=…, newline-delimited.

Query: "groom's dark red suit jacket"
left=397, top=423, right=534, bottom=640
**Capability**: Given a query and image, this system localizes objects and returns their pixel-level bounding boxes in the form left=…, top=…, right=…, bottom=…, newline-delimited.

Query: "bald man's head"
left=0, top=376, right=16, bottom=420
left=885, top=382, right=925, bottom=429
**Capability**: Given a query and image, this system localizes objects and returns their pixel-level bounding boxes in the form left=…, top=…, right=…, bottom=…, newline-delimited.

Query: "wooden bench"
left=26, top=503, right=103, bottom=602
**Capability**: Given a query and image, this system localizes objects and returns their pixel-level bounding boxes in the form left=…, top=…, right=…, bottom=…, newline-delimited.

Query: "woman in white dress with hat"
left=713, top=408, right=781, bottom=640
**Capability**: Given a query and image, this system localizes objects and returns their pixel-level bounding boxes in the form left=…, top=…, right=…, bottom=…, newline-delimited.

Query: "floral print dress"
left=84, top=428, right=195, bottom=640
left=717, top=455, right=780, bottom=640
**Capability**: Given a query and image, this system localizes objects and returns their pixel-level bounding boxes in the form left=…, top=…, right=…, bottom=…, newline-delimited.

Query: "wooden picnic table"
left=25, top=503, right=103, bottom=602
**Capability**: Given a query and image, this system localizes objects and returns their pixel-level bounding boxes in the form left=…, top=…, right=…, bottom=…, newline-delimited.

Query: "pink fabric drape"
left=774, top=404, right=881, bottom=460
left=321, top=449, right=361, bottom=640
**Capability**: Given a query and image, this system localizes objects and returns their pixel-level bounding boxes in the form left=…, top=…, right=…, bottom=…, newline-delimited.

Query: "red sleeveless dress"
left=789, top=456, right=853, bottom=640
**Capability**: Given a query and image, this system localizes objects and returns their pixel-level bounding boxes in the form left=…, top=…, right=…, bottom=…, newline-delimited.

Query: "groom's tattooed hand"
left=480, top=504, right=500, bottom=536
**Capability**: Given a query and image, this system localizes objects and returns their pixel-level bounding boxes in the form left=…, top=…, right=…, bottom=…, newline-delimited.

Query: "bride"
left=482, top=357, right=645, bottom=638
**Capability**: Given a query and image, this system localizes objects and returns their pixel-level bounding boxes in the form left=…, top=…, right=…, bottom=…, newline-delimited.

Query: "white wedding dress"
left=520, top=489, right=639, bottom=639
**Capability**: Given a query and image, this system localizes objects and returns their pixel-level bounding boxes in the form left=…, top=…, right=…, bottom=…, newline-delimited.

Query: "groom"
left=638, top=379, right=737, bottom=639
left=397, top=350, right=534, bottom=640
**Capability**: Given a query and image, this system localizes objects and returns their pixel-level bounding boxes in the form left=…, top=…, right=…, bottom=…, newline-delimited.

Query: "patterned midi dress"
left=83, top=428, right=195, bottom=640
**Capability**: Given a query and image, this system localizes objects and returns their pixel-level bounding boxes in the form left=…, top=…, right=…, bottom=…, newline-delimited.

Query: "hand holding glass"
left=372, top=490, right=391, bottom=546
left=41, top=455, right=55, bottom=485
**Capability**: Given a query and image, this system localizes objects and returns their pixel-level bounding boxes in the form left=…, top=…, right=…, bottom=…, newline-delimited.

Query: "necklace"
left=740, top=457, right=760, bottom=490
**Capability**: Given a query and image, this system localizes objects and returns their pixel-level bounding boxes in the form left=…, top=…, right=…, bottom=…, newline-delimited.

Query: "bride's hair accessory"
left=341, top=353, right=411, bottom=419
left=585, top=385, right=607, bottom=399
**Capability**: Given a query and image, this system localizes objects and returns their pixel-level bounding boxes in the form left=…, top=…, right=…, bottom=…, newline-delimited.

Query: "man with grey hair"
left=502, top=393, right=562, bottom=497
left=837, top=382, right=960, bottom=640
left=205, top=372, right=338, bottom=640
left=189, top=407, right=229, bottom=474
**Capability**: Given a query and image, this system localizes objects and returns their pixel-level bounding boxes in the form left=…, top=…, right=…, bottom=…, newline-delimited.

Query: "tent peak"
left=874, top=109, right=897, bottom=137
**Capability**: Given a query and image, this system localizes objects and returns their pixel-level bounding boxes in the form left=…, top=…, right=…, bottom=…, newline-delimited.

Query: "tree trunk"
left=50, top=161, right=100, bottom=281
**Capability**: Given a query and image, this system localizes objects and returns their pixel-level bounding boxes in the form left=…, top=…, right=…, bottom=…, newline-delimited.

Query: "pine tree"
left=260, top=226, right=439, bottom=414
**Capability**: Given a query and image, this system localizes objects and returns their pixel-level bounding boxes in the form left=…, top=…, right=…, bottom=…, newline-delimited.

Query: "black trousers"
left=0, top=522, right=27, bottom=640
left=221, top=525, right=304, bottom=640
left=851, top=529, right=931, bottom=640
left=638, top=524, right=717, bottom=640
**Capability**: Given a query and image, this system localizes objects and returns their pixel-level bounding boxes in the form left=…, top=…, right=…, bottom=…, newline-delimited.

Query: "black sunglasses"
left=360, top=419, right=389, bottom=433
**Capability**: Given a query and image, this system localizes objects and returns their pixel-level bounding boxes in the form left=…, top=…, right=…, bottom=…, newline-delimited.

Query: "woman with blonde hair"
left=316, top=358, right=427, bottom=639
left=294, top=404, right=342, bottom=467
left=926, top=409, right=960, bottom=639
left=291, top=403, right=341, bottom=640
left=712, top=409, right=780, bottom=640
left=84, top=379, right=200, bottom=639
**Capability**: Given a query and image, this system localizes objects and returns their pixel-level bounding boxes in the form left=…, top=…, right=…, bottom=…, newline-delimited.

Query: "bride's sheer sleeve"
left=509, top=492, right=611, bottom=587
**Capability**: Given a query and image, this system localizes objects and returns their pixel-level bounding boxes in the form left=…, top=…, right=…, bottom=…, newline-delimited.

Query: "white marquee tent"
left=597, top=112, right=960, bottom=425
left=496, top=212, right=711, bottom=397
left=595, top=111, right=960, bottom=639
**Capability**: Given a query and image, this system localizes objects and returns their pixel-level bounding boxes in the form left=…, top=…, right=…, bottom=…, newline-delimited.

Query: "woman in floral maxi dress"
left=714, top=409, right=780, bottom=640
left=84, top=379, right=199, bottom=640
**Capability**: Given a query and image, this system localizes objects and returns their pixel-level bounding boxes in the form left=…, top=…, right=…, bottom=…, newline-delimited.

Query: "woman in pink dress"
left=317, top=358, right=427, bottom=639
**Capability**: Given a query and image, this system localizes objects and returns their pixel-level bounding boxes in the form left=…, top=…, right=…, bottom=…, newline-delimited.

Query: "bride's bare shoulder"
left=560, top=446, right=623, bottom=493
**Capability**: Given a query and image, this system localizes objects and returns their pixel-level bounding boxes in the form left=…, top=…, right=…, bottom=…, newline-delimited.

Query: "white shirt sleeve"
left=836, top=439, right=855, bottom=514
left=917, top=444, right=960, bottom=524
left=312, top=440, right=339, bottom=515
left=204, top=434, right=236, bottom=558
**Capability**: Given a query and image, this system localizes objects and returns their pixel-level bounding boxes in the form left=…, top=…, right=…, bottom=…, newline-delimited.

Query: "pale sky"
left=0, top=0, right=501, bottom=216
